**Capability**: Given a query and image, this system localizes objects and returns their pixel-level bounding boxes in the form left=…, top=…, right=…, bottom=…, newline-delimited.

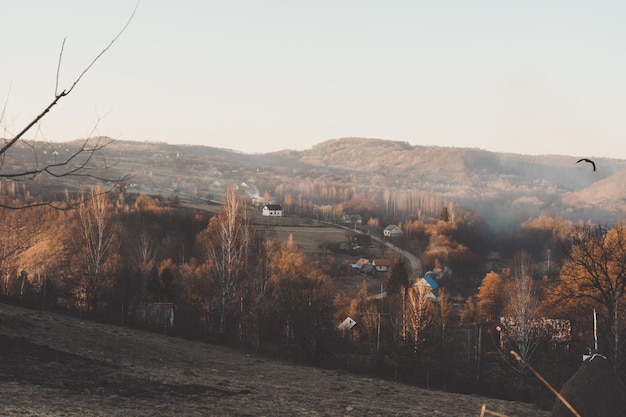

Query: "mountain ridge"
left=4, top=136, right=624, bottom=228
left=267, top=137, right=625, bottom=226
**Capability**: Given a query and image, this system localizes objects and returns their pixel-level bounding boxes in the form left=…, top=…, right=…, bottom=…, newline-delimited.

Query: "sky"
left=2, top=1, right=626, bottom=159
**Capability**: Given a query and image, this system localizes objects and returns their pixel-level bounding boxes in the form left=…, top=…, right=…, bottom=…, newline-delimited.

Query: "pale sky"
left=2, top=1, right=626, bottom=159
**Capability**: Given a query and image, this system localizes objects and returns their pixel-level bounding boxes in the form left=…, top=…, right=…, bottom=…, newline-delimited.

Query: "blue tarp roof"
left=423, top=274, right=439, bottom=289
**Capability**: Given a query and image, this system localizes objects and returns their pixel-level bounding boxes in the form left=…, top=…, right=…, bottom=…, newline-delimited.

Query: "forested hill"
left=5, top=137, right=625, bottom=228
left=284, top=138, right=626, bottom=225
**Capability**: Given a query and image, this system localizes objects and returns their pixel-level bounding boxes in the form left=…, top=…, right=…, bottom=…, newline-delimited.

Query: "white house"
left=372, top=258, right=392, bottom=273
left=342, top=214, right=362, bottom=225
left=262, top=204, right=283, bottom=217
left=383, top=224, right=402, bottom=238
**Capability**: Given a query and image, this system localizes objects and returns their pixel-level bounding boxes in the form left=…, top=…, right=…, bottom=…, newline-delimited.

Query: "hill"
left=0, top=302, right=550, bottom=416
left=3, top=137, right=625, bottom=228
left=92, top=137, right=626, bottom=227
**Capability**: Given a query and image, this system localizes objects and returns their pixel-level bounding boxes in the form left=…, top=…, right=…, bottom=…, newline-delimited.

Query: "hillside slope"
left=563, top=167, right=626, bottom=211
left=0, top=302, right=550, bottom=417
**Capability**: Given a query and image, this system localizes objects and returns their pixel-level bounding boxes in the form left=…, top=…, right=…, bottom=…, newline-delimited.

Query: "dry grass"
left=0, top=302, right=551, bottom=417
left=272, top=225, right=347, bottom=254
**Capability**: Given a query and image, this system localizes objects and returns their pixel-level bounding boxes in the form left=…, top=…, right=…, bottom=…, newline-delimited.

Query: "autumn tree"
left=266, top=237, right=335, bottom=362
left=11, top=206, right=70, bottom=308
left=556, top=224, right=626, bottom=370
left=347, top=280, right=380, bottom=351
left=519, top=214, right=573, bottom=263
left=367, top=217, right=380, bottom=229
left=155, top=258, right=178, bottom=302
left=439, top=206, right=450, bottom=222
left=476, top=271, right=505, bottom=325
left=0, top=204, right=44, bottom=296
left=459, top=295, right=478, bottom=326
left=170, top=257, right=209, bottom=337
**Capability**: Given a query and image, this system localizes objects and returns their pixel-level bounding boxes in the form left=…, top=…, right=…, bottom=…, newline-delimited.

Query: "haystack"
left=552, top=354, right=626, bottom=417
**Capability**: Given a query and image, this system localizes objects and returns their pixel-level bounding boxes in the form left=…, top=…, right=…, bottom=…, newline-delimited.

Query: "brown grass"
left=0, top=302, right=551, bottom=417
left=271, top=225, right=347, bottom=254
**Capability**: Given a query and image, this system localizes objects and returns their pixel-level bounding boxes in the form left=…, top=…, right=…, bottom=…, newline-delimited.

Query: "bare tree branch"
left=55, top=38, right=66, bottom=98
left=0, top=1, right=138, bottom=158
left=0, top=2, right=139, bottom=209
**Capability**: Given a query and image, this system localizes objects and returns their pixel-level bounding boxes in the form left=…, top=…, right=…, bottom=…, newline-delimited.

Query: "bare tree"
left=502, top=251, right=540, bottom=399
left=73, top=185, right=117, bottom=313
left=133, top=231, right=157, bottom=302
left=240, top=224, right=274, bottom=347
left=202, top=187, right=250, bottom=336
left=437, top=289, right=453, bottom=344
left=0, top=4, right=138, bottom=208
left=404, top=282, right=437, bottom=356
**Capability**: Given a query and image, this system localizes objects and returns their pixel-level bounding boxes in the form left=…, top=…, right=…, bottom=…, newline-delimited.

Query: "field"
left=272, top=225, right=348, bottom=254
left=0, top=302, right=551, bottom=416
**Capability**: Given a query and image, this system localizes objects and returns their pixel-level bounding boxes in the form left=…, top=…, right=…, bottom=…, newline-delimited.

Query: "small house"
left=383, top=224, right=402, bottom=238
left=262, top=204, right=283, bottom=217
left=133, top=302, right=174, bottom=327
left=338, top=317, right=357, bottom=331
left=356, top=258, right=371, bottom=267
left=342, top=214, right=362, bottom=225
left=372, top=258, right=392, bottom=273
left=351, top=258, right=370, bottom=270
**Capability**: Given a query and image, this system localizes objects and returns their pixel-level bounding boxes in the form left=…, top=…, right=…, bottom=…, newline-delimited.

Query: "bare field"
left=272, top=225, right=348, bottom=254
left=0, top=302, right=551, bottom=417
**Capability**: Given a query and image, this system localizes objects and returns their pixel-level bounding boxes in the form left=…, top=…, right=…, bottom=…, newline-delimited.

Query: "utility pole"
left=377, top=284, right=383, bottom=352
left=594, top=309, right=598, bottom=351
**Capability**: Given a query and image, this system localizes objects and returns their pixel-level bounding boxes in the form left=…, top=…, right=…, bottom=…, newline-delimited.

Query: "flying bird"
left=576, top=158, right=596, bottom=171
